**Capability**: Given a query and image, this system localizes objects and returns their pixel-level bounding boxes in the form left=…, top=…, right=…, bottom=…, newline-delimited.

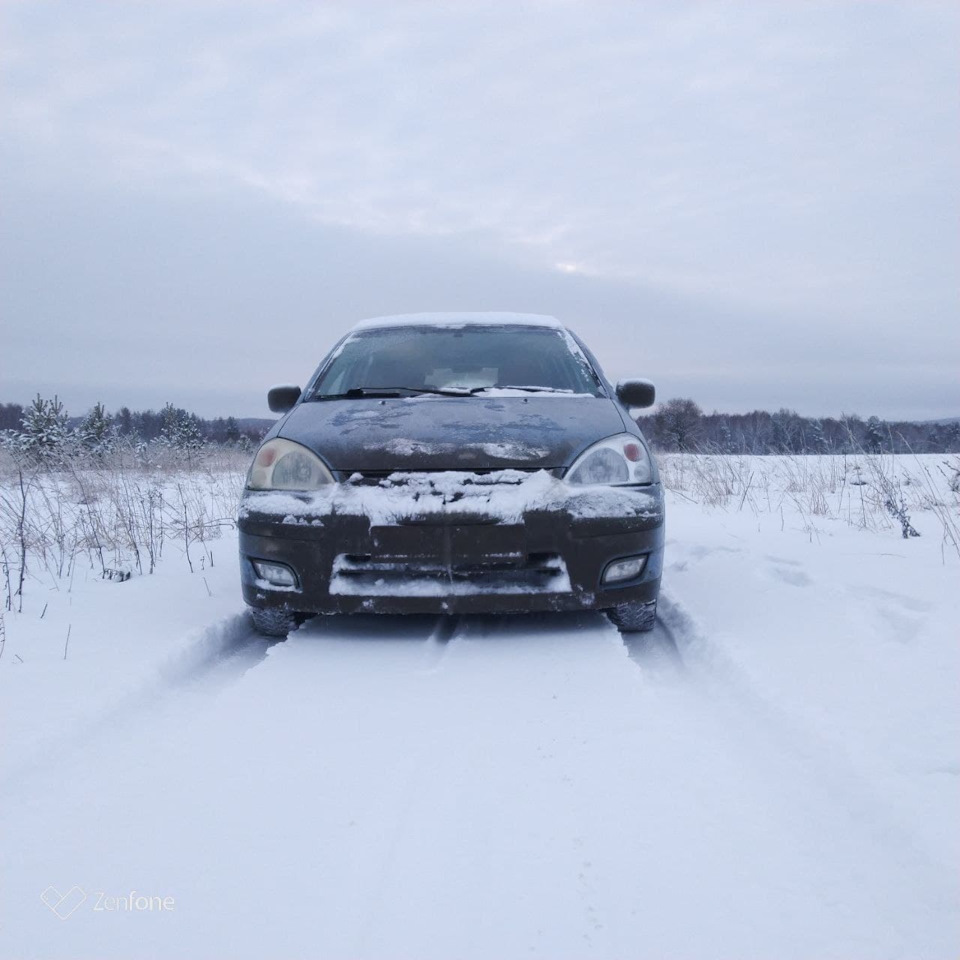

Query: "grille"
left=393, top=513, right=500, bottom=526
left=329, top=552, right=571, bottom=597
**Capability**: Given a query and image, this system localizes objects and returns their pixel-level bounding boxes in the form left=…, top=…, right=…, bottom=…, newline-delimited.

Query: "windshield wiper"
left=315, top=384, right=579, bottom=400
left=315, top=386, right=473, bottom=399
left=469, top=385, right=572, bottom=394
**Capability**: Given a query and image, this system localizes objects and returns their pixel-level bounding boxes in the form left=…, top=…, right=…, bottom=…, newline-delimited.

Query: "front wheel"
left=606, top=598, right=657, bottom=633
left=249, top=606, right=301, bottom=638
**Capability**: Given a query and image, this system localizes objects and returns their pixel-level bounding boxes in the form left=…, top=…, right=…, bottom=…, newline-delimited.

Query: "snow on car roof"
left=351, top=312, right=564, bottom=331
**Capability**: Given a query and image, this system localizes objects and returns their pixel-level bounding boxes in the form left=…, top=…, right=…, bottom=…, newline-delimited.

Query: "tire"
left=606, top=598, right=657, bottom=633
left=249, top=606, right=300, bottom=638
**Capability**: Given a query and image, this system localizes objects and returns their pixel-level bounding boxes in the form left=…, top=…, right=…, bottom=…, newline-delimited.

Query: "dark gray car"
left=239, top=314, right=664, bottom=636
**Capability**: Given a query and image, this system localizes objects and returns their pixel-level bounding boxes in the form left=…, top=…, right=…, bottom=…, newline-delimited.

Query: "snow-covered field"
left=1, top=454, right=958, bottom=959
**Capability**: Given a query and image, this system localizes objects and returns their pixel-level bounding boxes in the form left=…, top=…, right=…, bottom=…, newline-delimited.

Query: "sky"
left=1, top=1, right=958, bottom=420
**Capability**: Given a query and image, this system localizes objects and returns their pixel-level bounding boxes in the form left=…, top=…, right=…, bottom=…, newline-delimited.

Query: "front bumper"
left=238, top=481, right=664, bottom=616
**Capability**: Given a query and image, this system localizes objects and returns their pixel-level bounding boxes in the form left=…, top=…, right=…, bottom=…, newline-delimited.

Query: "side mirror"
left=267, top=384, right=302, bottom=414
left=615, top=378, right=655, bottom=409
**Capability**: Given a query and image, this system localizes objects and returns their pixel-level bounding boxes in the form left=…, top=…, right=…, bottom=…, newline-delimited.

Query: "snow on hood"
left=351, top=312, right=563, bottom=331
left=380, top=438, right=551, bottom=460
left=241, top=470, right=662, bottom=527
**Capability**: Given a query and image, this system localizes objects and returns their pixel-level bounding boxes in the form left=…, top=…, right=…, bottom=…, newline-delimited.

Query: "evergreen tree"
left=159, top=403, right=205, bottom=449
left=17, top=394, right=70, bottom=460
left=79, top=402, right=114, bottom=454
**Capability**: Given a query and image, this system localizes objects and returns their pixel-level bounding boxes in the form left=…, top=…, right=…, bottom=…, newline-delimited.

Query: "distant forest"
left=0, top=398, right=272, bottom=453
left=638, top=399, right=960, bottom=454
left=1, top=396, right=958, bottom=456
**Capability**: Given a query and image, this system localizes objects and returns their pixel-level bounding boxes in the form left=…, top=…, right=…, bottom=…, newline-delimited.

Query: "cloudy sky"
left=2, top=1, right=957, bottom=419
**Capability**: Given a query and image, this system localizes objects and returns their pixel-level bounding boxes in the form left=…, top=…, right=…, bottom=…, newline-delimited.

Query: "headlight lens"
left=566, top=433, right=653, bottom=486
left=246, top=439, right=334, bottom=491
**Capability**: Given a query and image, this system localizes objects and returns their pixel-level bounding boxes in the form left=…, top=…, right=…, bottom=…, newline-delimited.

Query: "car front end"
left=239, top=450, right=664, bottom=618
left=238, top=314, right=664, bottom=632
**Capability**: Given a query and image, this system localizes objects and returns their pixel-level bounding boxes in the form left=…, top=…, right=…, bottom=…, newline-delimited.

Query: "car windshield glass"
left=309, top=325, right=603, bottom=398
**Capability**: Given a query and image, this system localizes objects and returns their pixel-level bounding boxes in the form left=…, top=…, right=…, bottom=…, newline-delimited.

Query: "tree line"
left=0, top=397, right=270, bottom=460
left=639, top=398, right=960, bottom=454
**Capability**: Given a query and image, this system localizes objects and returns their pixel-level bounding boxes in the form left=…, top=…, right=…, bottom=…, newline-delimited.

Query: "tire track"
left=618, top=595, right=683, bottom=676
left=0, top=611, right=279, bottom=795
left=622, top=587, right=958, bottom=924
left=420, top=614, right=462, bottom=672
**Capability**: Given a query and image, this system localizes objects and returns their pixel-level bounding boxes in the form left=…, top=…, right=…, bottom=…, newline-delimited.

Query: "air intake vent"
left=329, top=553, right=571, bottom=597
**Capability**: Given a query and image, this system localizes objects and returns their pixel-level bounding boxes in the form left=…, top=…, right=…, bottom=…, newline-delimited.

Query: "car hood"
left=278, top=396, right=627, bottom=472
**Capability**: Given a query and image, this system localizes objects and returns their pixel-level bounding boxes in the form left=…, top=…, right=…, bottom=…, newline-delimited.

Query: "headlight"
left=246, top=439, right=334, bottom=490
left=566, top=433, right=653, bottom=486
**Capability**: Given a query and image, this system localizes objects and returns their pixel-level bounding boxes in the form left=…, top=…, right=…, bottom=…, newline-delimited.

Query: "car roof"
left=350, top=312, right=564, bottom=332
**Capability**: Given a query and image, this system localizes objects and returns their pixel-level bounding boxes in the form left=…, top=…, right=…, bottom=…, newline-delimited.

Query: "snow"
left=240, top=470, right=663, bottom=526
left=379, top=437, right=552, bottom=459
left=2, top=455, right=958, bottom=959
left=350, top=311, right=564, bottom=331
left=478, top=441, right=549, bottom=459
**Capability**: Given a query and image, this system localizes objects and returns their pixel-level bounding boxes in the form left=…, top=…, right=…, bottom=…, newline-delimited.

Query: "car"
left=238, top=313, right=664, bottom=637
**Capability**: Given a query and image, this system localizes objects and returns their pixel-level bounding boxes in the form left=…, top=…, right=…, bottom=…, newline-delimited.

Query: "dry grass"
left=658, top=452, right=960, bottom=559
left=0, top=446, right=249, bottom=612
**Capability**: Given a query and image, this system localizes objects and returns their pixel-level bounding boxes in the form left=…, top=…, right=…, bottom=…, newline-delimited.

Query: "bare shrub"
left=0, top=443, right=249, bottom=611
left=656, top=451, right=958, bottom=558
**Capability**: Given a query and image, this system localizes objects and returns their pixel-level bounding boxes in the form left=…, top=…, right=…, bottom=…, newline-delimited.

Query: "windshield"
left=309, top=325, right=603, bottom=399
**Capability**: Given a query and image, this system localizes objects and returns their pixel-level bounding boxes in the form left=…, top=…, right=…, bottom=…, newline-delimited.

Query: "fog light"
left=603, top=556, right=646, bottom=584
left=252, top=560, right=298, bottom=588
